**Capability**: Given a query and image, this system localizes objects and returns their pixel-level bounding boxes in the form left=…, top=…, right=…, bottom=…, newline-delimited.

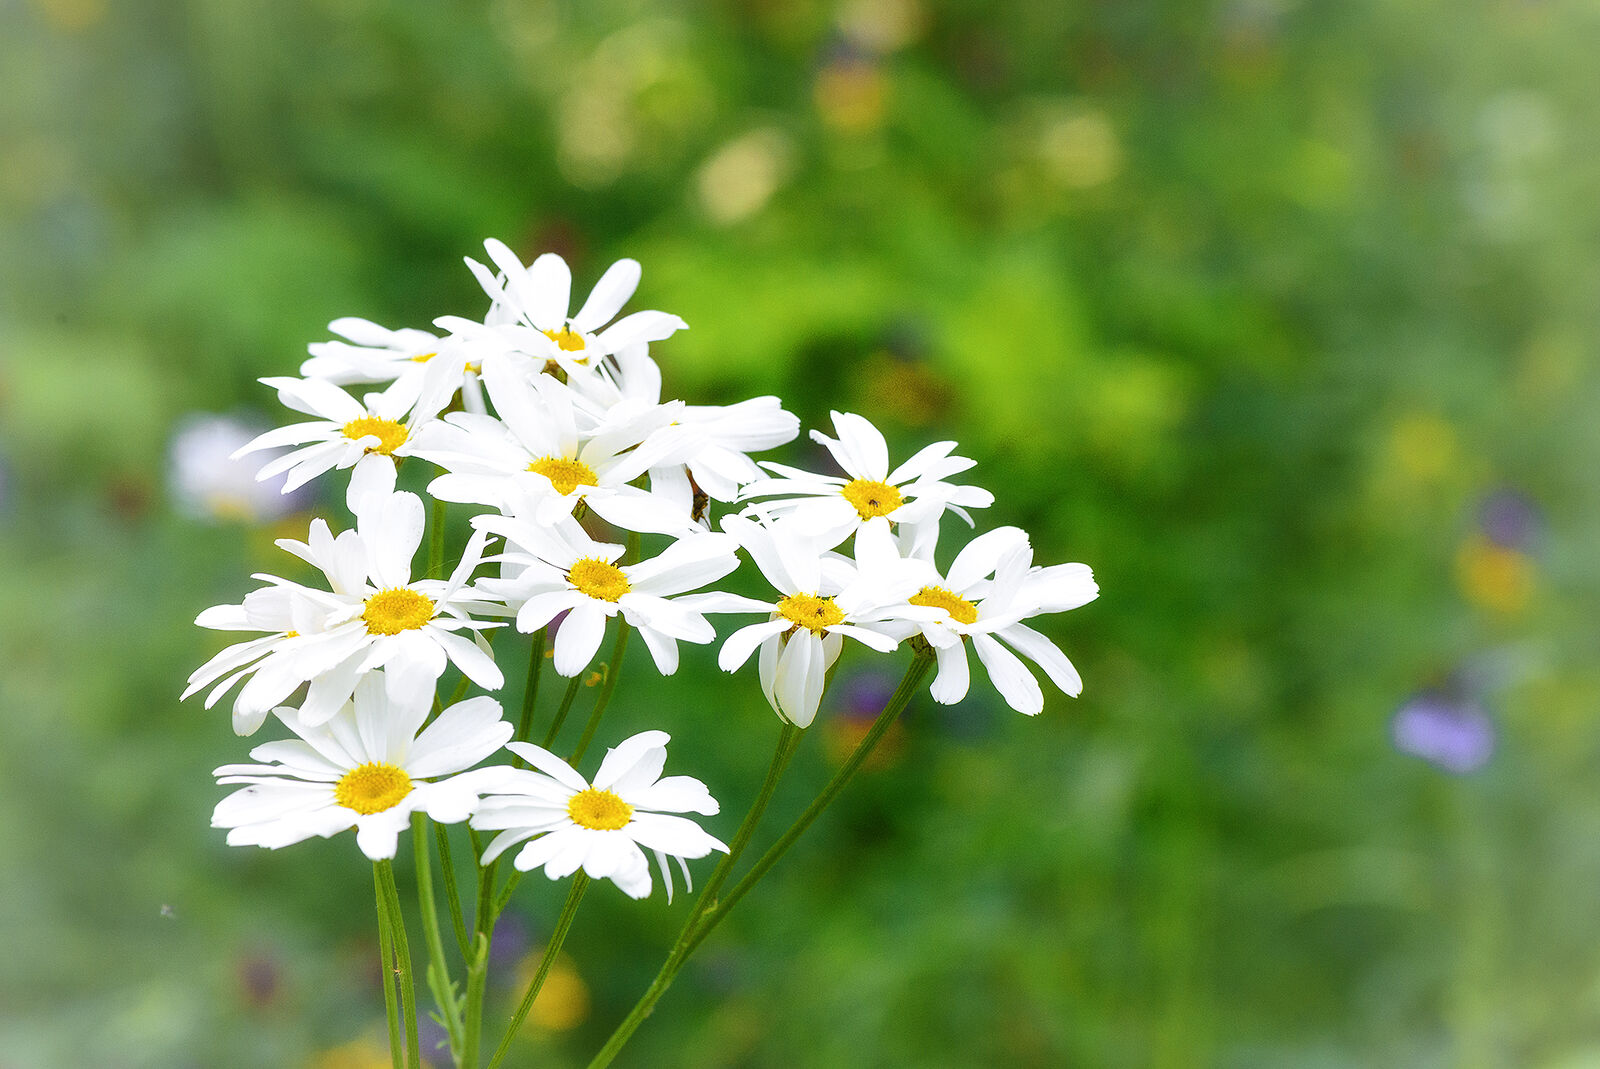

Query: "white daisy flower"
left=412, top=355, right=699, bottom=535
left=212, top=672, right=513, bottom=861
left=472, top=731, right=726, bottom=901
left=183, top=487, right=503, bottom=734
left=300, top=316, right=441, bottom=386
left=473, top=510, right=741, bottom=677
left=568, top=344, right=801, bottom=507
left=232, top=368, right=456, bottom=509
left=449, top=239, right=687, bottom=381
left=300, top=317, right=490, bottom=415
left=693, top=515, right=941, bottom=727
left=740, top=410, right=994, bottom=551
left=888, top=526, right=1099, bottom=714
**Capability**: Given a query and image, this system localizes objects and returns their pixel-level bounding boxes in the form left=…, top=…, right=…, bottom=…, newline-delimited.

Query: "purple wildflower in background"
left=1391, top=690, right=1495, bottom=774
left=834, top=669, right=898, bottom=722
left=1478, top=488, right=1544, bottom=552
left=416, top=1013, right=452, bottom=1067
left=490, top=911, right=532, bottom=974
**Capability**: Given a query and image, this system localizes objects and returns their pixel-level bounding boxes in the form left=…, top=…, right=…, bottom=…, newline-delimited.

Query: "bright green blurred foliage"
left=4, top=0, right=1600, bottom=1066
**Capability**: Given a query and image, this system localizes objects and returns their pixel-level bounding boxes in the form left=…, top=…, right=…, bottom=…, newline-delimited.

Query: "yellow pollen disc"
left=410, top=352, right=437, bottom=363
left=362, top=588, right=436, bottom=635
left=342, top=416, right=409, bottom=456
left=283, top=630, right=299, bottom=638
left=776, top=593, right=845, bottom=633
left=840, top=478, right=904, bottom=520
left=528, top=455, right=599, bottom=496
left=543, top=327, right=587, bottom=352
left=910, top=585, right=979, bottom=626
left=567, top=787, right=633, bottom=830
left=334, top=762, right=414, bottom=815
left=568, top=557, right=630, bottom=602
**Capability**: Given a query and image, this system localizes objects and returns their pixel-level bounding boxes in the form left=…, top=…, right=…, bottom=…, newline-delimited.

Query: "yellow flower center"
left=839, top=478, right=904, bottom=520
left=528, top=456, right=600, bottom=496
left=412, top=352, right=478, bottom=374
left=342, top=416, right=409, bottom=456
left=362, top=588, right=436, bottom=635
left=776, top=593, right=845, bottom=633
left=568, top=557, right=631, bottom=602
left=543, top=327, right=587, bottom=352
left=334, top=762, right=414, bottom=815
left=567, top=787, right=633, bottom=830
left=909, top=585, right=979, bottom=626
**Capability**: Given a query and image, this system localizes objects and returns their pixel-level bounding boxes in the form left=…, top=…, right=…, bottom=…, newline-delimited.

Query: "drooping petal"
left=774, top=629, right=820, bottom=727
left=634, top=623, right=681, bottom=676
left=928, top=636, right=972, bottom=705
left=431, top=626, right=505, bottom=691
left=553, top=599, right=609, bottom=677
left=996, top=622, right=1084, bottom=698
left=972, top=633, right=1044, bottom=715
left=719, top=619, right=787, bottom=672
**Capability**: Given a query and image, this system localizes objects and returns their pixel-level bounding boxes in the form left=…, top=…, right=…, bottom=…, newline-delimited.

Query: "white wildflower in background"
left=168, top=414, right=309, bottom=523
left=212, top=672, right=513, bottom=860
left=473, top=731, right=726, bottom=901
left=184, top=487, right=503, bottom=733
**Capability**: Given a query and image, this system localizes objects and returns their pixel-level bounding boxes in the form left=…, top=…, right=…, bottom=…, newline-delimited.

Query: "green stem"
left=459, top=929, right=491, bottom=1069
left=429, top=498, right=447, bottom=579
left=375, top=864, right=403, bottom=1069
left=513, top=630, right=547, bottom=767
left=676, top=722, right=801, bottom=954
left=493, top=870, right=524, bottom=918
left=586, top=652, right=933, bottom=1069
left=683, top=653, right=934, bottom=959
left=569, top=617, right=630, bottom=766
left=435, top=822, right=472, bottom=961
left=541, top=674, right=584, bottom=750
left=486, top=874, right=591, bottom=1069
left=411, top=816, right=462, bottom=1055
left=583, top=722, right=800, bottom=1069
left=462, top=837, right=501, bottom=1069
left=377, top=859, right=422, bottom=1069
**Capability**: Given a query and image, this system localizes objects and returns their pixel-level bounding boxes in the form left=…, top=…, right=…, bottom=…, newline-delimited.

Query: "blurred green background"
left=4, top=0, right=1599, bottom=1065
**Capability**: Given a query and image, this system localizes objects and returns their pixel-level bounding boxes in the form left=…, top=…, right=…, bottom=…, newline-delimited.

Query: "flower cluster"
left=185, top=238, right=1099, bottom=1064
